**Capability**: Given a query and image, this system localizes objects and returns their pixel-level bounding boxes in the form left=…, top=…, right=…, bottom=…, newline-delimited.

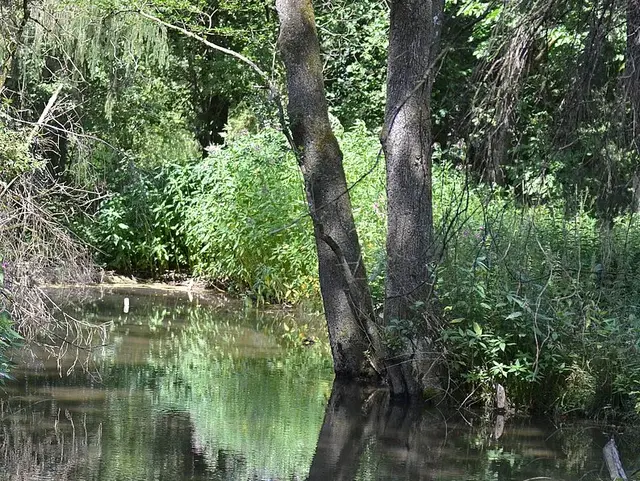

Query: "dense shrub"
left=437, top=187, right=640, bottom=417
left=182, top=129, right=316, bottom=302
left=183, top=123, right=385, bottom=302
left=86, top=125, right=640, bottom=416
left=87, top=123, right=386, bottom=303
left=79, top=159, right=192, bottom=273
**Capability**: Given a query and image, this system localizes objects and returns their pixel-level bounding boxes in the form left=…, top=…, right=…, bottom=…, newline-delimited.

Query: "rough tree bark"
left=275, top=0, right=383, bottom=382
left=380, top=0, right=444, bottom=396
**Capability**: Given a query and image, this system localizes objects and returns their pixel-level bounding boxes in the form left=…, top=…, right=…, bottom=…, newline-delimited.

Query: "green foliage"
left=86, top=123, right=386, bottom=304
left=0, top=125, right=42, bottom=179
left=316, top=0, right=389, bottom=127
left=84, top=122, right=640, bottom=416
left=183, top=129, right=317, bottom=302
left=80, top=160, right=193, bottom=273
left=436, top=174, right=640, bottom=416
left=4, top=0, right=638, bottom=419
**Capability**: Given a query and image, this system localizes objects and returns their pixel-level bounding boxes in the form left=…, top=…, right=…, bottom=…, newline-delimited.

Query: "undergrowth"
left=84, top=125, right=640, bottom=418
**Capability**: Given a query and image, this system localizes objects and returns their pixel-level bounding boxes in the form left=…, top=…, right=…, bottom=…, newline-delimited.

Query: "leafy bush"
left=86, top=123, right=386, bottom=304
left=0, top=126, right=43, bottom=179
left=436, top=177, right=640, bottom=417
left=182, top=123, right=386, bottom=303
left=183, top=130, right=318, bottom=302
left=86, top=125, right=640, bottom=417
left=81, top=160, right=192, bottom=274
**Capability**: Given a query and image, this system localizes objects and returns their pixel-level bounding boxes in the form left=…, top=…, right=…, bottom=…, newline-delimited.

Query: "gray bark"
left=603, top=438, right=628, bottom=480
left=275, top=0, right=382, bottom=382
left=381, top=0, right=444, bottom=396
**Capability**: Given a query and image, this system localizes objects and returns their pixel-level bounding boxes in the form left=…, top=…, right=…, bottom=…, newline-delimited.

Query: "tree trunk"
left=628, top=0, right=640, bottom=212
left=603, top=438, right=628, bottom=480
left=275, top=0, right=382, bottom=382
left=380, top=0, right=444, bottom=396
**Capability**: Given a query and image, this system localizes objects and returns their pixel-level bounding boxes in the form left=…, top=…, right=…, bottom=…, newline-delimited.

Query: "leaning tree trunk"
left=275, top=0, right=383, bottom=382
left=628, top=0, right=640, bottom=212
left=381, top=0, right=444, bottom=396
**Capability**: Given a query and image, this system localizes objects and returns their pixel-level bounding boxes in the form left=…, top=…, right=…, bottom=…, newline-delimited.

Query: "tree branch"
left=138, top=10, right=297, bottom=155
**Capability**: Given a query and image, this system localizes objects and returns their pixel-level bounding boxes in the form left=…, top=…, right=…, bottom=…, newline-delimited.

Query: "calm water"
left=0, top=287, right=635, bottom=481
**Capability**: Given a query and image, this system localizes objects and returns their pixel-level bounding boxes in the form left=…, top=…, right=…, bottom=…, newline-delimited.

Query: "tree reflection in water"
left=306, top=381, right=447, bottom=481
left=1, top=289, right=638, bottom=481
left=306, top=380, right=636, bottom=481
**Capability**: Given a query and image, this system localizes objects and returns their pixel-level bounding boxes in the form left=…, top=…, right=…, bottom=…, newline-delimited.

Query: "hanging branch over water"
left=469, top=0, right=558, bottom=185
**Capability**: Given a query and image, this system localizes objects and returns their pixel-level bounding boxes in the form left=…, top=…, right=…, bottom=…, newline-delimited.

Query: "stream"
left=0, top=287, right=636, bottom=481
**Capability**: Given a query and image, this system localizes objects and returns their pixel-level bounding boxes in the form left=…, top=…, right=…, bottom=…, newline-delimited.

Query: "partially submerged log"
left=603, top=437, right=627, bottom=481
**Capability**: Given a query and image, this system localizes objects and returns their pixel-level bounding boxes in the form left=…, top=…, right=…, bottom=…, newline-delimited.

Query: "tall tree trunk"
left=628, top=0, right=640, bottom=212
left=380, top=0, right=444, bottom=396
left=275, top=0, right=382, bottom=382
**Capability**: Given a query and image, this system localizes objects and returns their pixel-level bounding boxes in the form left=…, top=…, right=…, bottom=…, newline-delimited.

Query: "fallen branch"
left=27, top=83, right=63, bottom=144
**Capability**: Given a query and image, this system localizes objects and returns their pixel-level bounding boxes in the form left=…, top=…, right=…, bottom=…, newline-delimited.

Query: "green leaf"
left=473, top=322, right=483, bottom=336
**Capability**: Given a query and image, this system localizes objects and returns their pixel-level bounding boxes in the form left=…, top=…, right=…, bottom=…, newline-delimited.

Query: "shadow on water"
left=1, top=287, right=639, bottom=481
left=306, top=381, right=445, bottom=481
left=308, top=381, right=640, bottom=481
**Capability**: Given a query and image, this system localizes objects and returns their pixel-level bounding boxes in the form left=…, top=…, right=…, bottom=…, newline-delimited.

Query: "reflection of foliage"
left=3, top=290, right=334, bottom=481
left=0, top=409, right=103, bottom=481
left=5, top=290, right=640, bottom=481
left=440, top=420, right=610, bottom=481
left=148, top=304, right=333, bottom=480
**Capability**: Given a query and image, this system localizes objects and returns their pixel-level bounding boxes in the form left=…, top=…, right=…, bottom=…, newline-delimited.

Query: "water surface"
left=0, top=287, right=636, bottom=480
